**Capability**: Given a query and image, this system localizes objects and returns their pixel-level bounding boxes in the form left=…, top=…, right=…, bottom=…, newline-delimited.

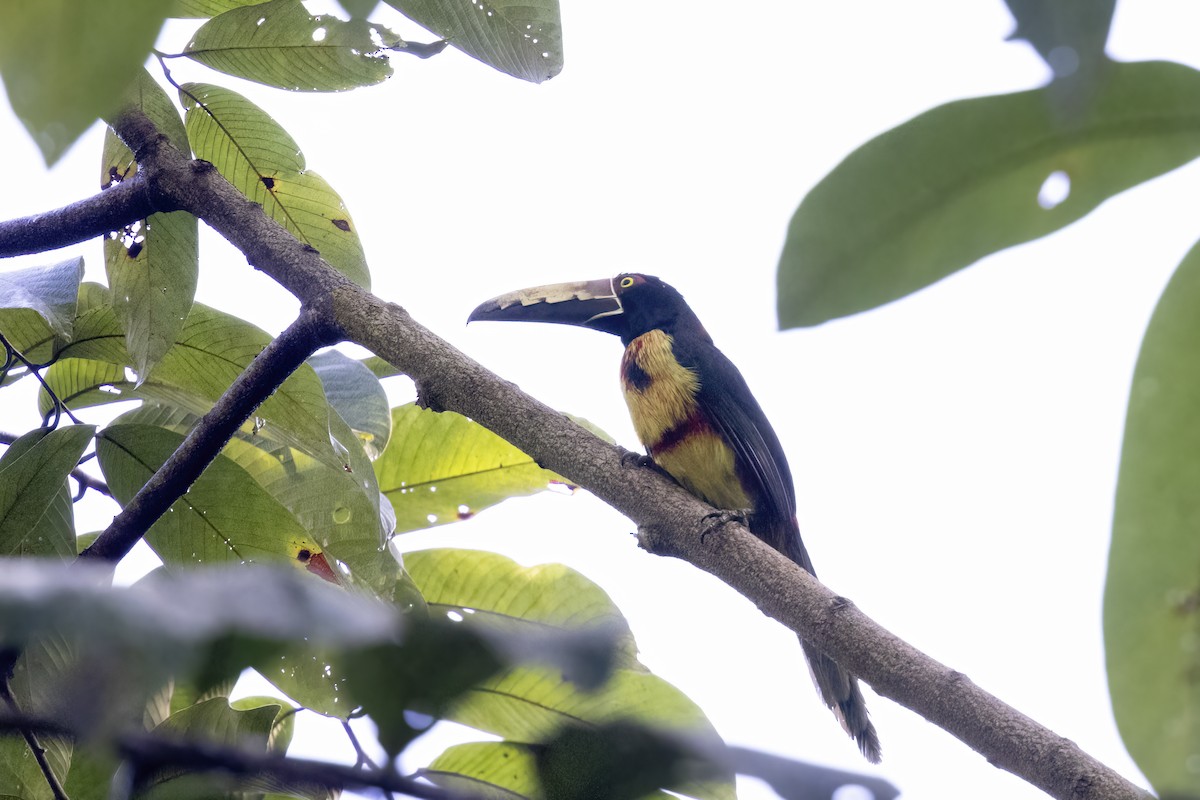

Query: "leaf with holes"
left=375, top=404, right=572, bottom=533
left=1107, top=238, right=1200, bottom=798
left=181, top=82, right=369, bottom=287
left=101, top=69, right=197, bottom=383
left=385, top=0, right=561, bottom=83
left=406, top=548, right=640, bottom=669
left=778, top=60, right=1200, bottom=328
left=0, top=425, right=94, bottom=558
left=183, top=0, right=398, bottom=91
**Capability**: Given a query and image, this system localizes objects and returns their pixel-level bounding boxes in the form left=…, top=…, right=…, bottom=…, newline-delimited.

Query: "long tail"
left=783, top=528, right=881, bottom=763
left=802, top=638, right=882, bottom=763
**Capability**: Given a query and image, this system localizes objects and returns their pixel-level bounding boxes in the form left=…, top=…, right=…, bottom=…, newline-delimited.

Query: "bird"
left=467, top=272, right=881, bottom=763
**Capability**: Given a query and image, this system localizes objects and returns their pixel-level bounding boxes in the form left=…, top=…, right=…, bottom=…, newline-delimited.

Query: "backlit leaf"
left=183, top=0, right=398, bottom=91
left=1107, top=239, right=1200, bottom=798
left=385, top=0, right=561, bottom=83
left=778, top=60, right=1200, bottom=328
left=375, top=404, right=570, bottom=533
left=181, top=82, right=370, bottom=287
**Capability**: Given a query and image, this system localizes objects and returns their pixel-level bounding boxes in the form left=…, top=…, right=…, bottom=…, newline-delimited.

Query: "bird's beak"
left=467, top=278, right=626, bottom=334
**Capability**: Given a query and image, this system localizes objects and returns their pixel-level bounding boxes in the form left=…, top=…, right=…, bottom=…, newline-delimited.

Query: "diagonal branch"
left=78, top=305, right=338, bottom=564
left=68, top=106, right=1153, bottom=800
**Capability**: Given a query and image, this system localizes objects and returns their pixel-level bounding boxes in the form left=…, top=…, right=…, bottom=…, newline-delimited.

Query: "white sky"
left=4, top=1, right=1199, bottom=798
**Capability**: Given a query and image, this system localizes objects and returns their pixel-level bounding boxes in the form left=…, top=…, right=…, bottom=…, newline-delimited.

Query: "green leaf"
left=40, top=358, right=129, bottom=417
left=376, top=404, right=571, bottom=533
left=172, top=0, right=264, bottom=18
left=348, top=618, right=506, bottom=755
left=406, top=549, right=640, bottom=669
left=183, top=0, right=397, bottom=91
left=360, top=354, right=403, bottom=380
left=109, top=405, right=393, bottom=595
left=777, top=60, right=1200, bottom=328
left=0, top=257, right=84, bottom=357
left=0, top=257, right=84, bottom=338
left=450, top=667, right=718, bottom=742
left=384, top=0, right=561, bottom=83
left=62, top=745, right=119, bottom=800
left=424, top=741, right=543, bottom=799
left=101, top=70, right=198, bottom=382
left=310, top=349, right=392, bottom=459
left=181, top=82, right=370, bottom=287
left=95, top=422, right=333, bottom=571
left=444, top=668, right=735, bottom=800
left=537, top=722, right=724, bottom=800
left=0, top=425, right=94, bottom=558
left=230, top=695, right=296, bottom=752
left=1107, top=239, right=1200, bottom=798
left=0, top=1, right=169, bottom=164
left=54, top=289, right=345, bottom=469
left=139, top=697, right=279, bottom=798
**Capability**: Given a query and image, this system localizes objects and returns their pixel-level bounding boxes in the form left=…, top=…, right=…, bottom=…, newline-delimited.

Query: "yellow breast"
left=621, top=330, right=751, bottom=511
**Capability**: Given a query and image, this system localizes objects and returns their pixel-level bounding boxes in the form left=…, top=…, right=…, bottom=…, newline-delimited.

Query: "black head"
left=468, top=272, right=708, bottom=346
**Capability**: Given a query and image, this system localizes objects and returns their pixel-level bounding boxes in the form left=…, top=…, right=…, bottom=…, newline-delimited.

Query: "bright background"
left=4, top=1, right=1197, bottom=798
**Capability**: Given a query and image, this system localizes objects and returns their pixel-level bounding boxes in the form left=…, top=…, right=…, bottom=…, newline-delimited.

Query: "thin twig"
left=0, top=677, right=70, bottom=800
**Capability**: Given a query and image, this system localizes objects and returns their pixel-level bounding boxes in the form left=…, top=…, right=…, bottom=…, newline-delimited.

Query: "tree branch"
left=0, top=707, right=471, bottom=800
left=77, top=106, right=1152, bottom=800
left=0, top=174, right=158, bottom=258
left=78, top=306, right=339, bottom=564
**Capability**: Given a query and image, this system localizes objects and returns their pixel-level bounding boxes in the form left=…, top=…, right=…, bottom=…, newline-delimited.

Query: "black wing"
left=673, top=335, right=814, bottom=573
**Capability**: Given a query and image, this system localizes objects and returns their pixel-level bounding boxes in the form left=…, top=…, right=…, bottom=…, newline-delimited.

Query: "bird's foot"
left=699, top=509, right=751, bottom=543
left=619, top=448, right=673, bottom=480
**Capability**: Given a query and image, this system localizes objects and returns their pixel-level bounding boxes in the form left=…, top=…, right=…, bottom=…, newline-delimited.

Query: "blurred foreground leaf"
left=778, top=60, right=1200, bottom=328
left=1107, top=239, right=1200, bottom=798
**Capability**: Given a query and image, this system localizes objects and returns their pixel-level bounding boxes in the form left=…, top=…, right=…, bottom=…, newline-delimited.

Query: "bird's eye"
left=619, top=276, right=636, bottom=288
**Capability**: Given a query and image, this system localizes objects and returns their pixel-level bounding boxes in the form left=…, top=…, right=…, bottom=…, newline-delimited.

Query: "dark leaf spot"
left=296, top=549, right=311, bottom=562
left=261, top=176, right=276, bottom=190
left=126, top=241, right=143, bottom=259
left=331, top=218, right=351, bottom=232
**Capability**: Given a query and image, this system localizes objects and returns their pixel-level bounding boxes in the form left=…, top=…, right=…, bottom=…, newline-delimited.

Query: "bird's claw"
left=700, top=509, right=751, bottom=544
left=619, top=448, right=654, bottom=469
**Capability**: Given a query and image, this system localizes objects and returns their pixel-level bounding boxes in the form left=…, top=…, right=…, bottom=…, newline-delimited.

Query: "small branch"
left=79, top=306, right=338, bottom=564
left=341, top=719, right=381, bottom=770
left=0, top=174, right=158, bottom=258
left=0, top=677, right=69, bottom=800
left=0, top=707, right=470, bottom=800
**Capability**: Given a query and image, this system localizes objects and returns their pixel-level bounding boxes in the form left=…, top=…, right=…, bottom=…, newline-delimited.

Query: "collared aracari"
left=467, top=273, right=881, bottom=763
